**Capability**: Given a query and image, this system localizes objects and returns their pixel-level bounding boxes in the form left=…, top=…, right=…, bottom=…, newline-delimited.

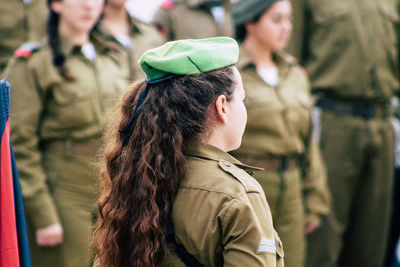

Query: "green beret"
left=138, top=37, right=239, bottom=80
left=231, top=0, right=280, bottom=27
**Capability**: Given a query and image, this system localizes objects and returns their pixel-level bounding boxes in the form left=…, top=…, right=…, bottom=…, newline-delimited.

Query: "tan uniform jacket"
left=288, top=0, right=399, bottom=101
left=233, top=48, right=330, bottom=224
left=0, top=0, right=47, bottom=71
left=97, top=14, right=165, bottom=81
left=5, top=35, right=129, bottom=231
left=164, top=141, right=284, bottom=267
left=152, top=0, right=233, bottom=41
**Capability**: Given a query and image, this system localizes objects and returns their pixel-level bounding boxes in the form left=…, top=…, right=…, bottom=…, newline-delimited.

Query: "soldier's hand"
left=36, top=223, right=64, bottom=246
left=304, top=220, right=320, bottom=234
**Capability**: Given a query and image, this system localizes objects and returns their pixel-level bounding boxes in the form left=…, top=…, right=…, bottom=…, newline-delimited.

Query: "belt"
left=42, top=140, right=100, bottom=158
left=315, top=94, right=391, bottom=120
left=236, top=156, right=298, bottom=172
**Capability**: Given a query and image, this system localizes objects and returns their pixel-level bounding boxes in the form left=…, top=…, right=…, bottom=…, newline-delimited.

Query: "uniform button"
left=224, top=162, right=231, bottom=167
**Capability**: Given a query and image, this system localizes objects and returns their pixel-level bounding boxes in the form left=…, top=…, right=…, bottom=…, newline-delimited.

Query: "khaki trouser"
left=249, top=165, right=305, bottom=267
left=306, top=111, right=394, bottom=267
left=28, top=151, right=98, bottom=267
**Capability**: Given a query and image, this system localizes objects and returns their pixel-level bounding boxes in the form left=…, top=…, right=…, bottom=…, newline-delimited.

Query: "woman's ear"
left=51, top=1, right=62, bottom=14
left=215, top=95, right=228, bottom=124
left=245, top=21, right=255, bottom=35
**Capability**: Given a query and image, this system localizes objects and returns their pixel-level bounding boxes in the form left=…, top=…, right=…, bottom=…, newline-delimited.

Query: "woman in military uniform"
left=230, top=1, right=330, bottom=267
left=4, top=0, right=128, bottom=266
left=95, top=0, right=165, bottom=81
left=152, top=0, right=233, bottom=41
left=92, top=37, right=284, bottom=267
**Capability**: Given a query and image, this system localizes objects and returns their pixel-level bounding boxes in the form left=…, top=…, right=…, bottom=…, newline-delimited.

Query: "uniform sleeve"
left=221, top=194, right=283, bottom=267
left=300, top=130, right=331, bottom=226
left=294, top=63, right=330, bottom=227
left=5, top=58, right=60, bottom=231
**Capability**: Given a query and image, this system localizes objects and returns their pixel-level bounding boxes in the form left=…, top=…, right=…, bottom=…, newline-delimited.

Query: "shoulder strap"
left=218, top=160, right=262, bottom=193
left=13, top=42, right=41, bottom=59
left=167, top=223, right=204, bottom=267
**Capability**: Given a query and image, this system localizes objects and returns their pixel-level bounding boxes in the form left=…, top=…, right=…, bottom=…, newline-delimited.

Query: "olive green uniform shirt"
left=288, top=0, right=399, bottom=101
left=97, top=14, right=165, bottom=80
left=233, top=48, right=330, bottom=224
left=0, top=0, right=47, bottom=72
left=4, top=35, right=129, bottom=231
left=164, top=141, right=284, bottom=266
left=152, top=0, right=233, bottom=41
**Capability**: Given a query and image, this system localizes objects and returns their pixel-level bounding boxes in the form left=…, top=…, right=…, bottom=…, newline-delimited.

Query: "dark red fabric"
left=0, top=120, right=20, bottom=267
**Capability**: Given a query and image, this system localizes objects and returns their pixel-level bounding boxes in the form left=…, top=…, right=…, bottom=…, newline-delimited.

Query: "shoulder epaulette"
left=161, top=0, right=175, bottom=9
left=218, top=159, right=262, bottom=193
left=13, top=43, right=40, bottom=59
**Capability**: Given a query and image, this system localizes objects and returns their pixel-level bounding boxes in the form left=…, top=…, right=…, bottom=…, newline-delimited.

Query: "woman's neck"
left=243, top=36, right=275, bottom=69
left=102, top=5, right=130, bottom=36
left=58, top=23, right=90, bottom=46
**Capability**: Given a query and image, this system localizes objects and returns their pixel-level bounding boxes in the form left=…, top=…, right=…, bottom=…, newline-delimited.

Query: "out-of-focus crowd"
left=0, top=0, right=399, bottom=266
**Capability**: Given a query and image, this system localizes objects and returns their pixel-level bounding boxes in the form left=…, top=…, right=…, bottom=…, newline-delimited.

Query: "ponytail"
left=92, top=67, right=236, bottom=267
left=47, top=6, right=74, bottom=80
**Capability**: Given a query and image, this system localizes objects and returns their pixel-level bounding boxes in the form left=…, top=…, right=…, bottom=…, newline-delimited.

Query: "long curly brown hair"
left=92, top=66, right=236, bottom=267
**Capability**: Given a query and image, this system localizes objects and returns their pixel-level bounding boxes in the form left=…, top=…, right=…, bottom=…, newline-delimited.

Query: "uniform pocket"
left=0, top=4, right=21, bottom=30
left=378, top=2, right=399, bottom=72
left=285, top=91, right=313, bottom=139
left=0, top=3, right=24, bottom=36
left=307, top=1, right=353, bottom=63
left=378, top=3, right=399, bottom=44
left=50, top=83, right=96, bottom=128
left=52, top=84, right=92, bottom=105
left=310, top=0, right=350, bottom=25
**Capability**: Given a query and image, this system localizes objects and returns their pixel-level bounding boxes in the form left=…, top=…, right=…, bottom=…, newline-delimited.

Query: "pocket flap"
left=313, top=3, right=349, bottom=25
left=52, top=83, right=92, bottom=105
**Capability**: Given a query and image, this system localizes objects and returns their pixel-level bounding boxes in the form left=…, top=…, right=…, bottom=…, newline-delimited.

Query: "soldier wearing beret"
left=230, top=1, right=331, bottom=267
left=287, top=0, right=399, bottom=266
left=152, top=0, right=233, bottom=41
left=95, top=0, right=165, bottom=81
left=3, top=0, right=129, bottom=266
left=92, top=37, right=284, bottom=267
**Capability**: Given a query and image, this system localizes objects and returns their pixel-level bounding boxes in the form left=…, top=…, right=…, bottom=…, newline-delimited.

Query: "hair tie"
left=53, top=53, right=66, bottom=66
left=121, top=74, right=179, bottom=147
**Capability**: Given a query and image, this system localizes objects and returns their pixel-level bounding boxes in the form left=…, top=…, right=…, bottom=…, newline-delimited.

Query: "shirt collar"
left=58, top=34, right=76, bottom=57
left=184, top=140, right=263, bottom=172
left=237, top=44, right=296, bottom=76
left=57, top=33, right=110, bottom=57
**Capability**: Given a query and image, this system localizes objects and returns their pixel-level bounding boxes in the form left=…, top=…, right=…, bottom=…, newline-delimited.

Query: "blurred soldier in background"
left=95, top=0, right=165, bottom=81
left=230, top=0, right=330, bottom=266
left=289, top=1, right=399, bottom=266
left=3, top=0, right=129, bottom=265
left=0, top=0, right=47, bottom=73
left=152, top=0, right=233, bottom=40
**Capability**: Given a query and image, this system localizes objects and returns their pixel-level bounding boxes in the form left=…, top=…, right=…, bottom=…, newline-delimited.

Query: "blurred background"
left=126, top=0, right=163, bottom=22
